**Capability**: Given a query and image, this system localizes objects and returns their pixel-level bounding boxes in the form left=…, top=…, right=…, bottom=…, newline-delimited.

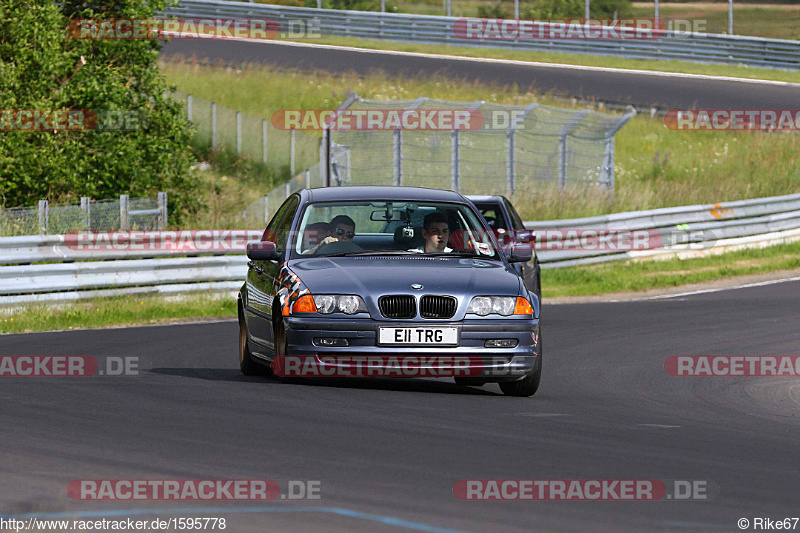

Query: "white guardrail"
left=2, top=193, right=800, bottom=305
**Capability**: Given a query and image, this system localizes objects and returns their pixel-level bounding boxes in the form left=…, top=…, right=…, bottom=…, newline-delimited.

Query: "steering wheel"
left=313, top=240, right=362, bottom=255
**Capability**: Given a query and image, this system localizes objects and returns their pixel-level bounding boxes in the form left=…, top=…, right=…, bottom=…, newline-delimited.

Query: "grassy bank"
left=0, top=293, right=236, bottom=335
left=162, top=60, right=800, bottom=223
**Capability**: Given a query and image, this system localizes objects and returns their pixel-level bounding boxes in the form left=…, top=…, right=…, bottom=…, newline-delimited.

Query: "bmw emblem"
left=411, top=284, right=423, bottom=290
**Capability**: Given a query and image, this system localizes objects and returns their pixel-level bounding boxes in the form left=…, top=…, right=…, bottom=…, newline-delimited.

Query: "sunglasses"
left=334, top=229, right=355, bottom=239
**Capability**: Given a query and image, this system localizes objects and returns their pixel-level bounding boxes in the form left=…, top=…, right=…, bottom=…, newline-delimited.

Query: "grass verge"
left=0, top=293, right=237, bottom=335
left=542, top=239, right=800, bottom=298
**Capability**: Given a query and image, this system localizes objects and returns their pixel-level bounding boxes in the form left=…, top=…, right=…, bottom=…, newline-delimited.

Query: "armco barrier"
left=3, top=193, right=800, bottom=305
left=165, top=1, right=800, bottom=70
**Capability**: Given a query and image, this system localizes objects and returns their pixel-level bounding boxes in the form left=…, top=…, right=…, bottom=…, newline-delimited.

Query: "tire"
left=238, top=314, right=260, bottom=376
left=272, top=314, right=299, bottom=383
left=534, top=258, right=542, bottom=303
left=499, top=330, right=542, bottom=397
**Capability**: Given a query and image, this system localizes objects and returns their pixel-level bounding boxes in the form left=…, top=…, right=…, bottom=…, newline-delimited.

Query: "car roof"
left=305, top=186, right=467, bottom=203
left=465, top=195, right=505, bottom=203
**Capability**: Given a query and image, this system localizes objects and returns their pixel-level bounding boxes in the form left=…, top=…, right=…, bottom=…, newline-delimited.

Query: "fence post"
left=393, top=129, right=403, bottom=186
left=187, top=94, right=192, bottom=122
left=264, top=195, right=270, bottom=223
left=601, top=106, right=636, bottom=191
left=236, top=111, right=242, bottom=155
left=305, top=169, right=311, bottom=189
left=80, top=197, right=91, bottom=229
left=262, top=119, right=268, bottom=164
left=120, top=194, right=129, bottom=230
left=557, top=109, right=590, bottom=189
left=157, top=191, right=168, bottom=230
left=323, top=126, right=331, bottom=187
left=290, top=128, right=296, bottom=177
left=38, top=200, right=48, bottom=235
left=506, top=129, right=515, bottom=196
left=211, top=102, right=217, bottom=148
left=450, top=130, right=460, bottom=192
left=285, top=182, right=291, bottom=197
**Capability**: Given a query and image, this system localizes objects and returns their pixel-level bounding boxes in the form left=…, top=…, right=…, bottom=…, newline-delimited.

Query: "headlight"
left=312, top=294, right=368, bottom=315
left=468, top=296, right=531, bottom=316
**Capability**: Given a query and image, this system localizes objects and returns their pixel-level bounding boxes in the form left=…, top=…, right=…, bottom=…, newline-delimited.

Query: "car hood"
left=288, top=255, right=522, bottom=296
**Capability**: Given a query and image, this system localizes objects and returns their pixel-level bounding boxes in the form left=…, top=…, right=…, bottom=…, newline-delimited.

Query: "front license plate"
left=379, top=327, right=458, bottom=346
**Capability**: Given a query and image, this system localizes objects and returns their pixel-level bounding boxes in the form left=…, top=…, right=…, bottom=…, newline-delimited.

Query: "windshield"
left=290, top=200, right=501, bottom=260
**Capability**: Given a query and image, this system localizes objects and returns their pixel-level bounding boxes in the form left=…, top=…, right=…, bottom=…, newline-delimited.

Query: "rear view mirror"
left=247, top=241, right=278, bottom=261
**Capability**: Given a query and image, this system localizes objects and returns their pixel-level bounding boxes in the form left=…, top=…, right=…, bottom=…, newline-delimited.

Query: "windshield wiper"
left=427, top=251, right=497, bottom=259
left=322, top=249, right=416, bottom=257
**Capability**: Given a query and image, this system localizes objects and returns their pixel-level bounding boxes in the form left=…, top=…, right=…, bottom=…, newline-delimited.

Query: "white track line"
left=171, top=33, right=800, bottom=87
left=647, top=275, right=800, bottom=300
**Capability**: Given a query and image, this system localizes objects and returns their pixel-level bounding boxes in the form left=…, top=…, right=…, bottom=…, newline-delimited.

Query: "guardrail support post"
left=393, top=129, right=403, bottom=186
left=211, top=102, right=217, bottom=148
left=38, top=200, right=48, bottom=235
left=187, top=94, right=192, bottom=122
left=157, top=192, right=168, bottom=230
left=305, top=169, right=311, bottom=189
left=236, top=111, right=242, bottom=155
left=262, top=119, right=268, bottom=164
left=264, top=195, right=270, bottom=223
left=120, top=194, right=129, bottom=231
left=80, top=197, right=91, bottom=229
left=451, top=130, right=460, bottom=192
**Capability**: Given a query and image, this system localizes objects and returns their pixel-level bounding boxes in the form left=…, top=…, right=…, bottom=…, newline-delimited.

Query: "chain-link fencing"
left=0, top=194, right=167, bottom=236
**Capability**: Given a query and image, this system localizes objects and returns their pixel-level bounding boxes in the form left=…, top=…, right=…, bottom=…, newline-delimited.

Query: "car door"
left=246, top=195, right=299, bottom=351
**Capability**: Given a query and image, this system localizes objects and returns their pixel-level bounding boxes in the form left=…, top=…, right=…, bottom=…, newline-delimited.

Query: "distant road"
left=161, top=39, right=800, bottom=109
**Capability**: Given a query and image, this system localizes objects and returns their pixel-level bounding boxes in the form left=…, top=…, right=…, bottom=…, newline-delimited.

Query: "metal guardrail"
left=166, top=0, right=800, bottom=70
left=3, top=193, right=800, bottom=304
left=530, top=193, right=800, bottom=267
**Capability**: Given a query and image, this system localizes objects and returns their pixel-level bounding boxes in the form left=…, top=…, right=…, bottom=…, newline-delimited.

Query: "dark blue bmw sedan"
left=238, top=186, right=541, bottom=396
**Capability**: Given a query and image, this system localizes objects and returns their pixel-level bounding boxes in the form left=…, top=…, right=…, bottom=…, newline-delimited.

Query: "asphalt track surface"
left=3, top=280, right=800, bottom=532
left=161, top=39, right=800, bottom=109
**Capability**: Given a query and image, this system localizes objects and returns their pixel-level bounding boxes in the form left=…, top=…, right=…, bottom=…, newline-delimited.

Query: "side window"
left=272, top=196, right=299, bottom=254
left=262, top=196, right=299, bottom=253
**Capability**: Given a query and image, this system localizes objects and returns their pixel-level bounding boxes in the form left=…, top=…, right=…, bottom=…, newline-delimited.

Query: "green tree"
left=0, top=0, right=198, bottom=222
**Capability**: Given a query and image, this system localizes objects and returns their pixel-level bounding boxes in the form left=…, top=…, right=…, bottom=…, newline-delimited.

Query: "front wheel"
left=499, top=331, right=542, bottom=397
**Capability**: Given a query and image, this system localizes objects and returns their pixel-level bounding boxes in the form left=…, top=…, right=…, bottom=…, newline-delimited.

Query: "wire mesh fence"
left=173, top=91, right=320, bottom=175
left=0, top=194, right=167, bottom=236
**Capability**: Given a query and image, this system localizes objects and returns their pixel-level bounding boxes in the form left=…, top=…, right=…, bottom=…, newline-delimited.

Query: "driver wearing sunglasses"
left=304, top=215, right=356, bottom=254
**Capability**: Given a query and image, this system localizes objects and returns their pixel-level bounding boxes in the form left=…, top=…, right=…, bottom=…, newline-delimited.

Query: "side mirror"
left=506, top=243, right=532, bottom=263
left=515, top=230, right=535, bottom=244
left=247, top=241, right=278, bottom=261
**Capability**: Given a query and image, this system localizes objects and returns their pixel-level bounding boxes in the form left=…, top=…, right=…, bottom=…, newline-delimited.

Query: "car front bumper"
left=281, top=317, right=540, bottom=381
